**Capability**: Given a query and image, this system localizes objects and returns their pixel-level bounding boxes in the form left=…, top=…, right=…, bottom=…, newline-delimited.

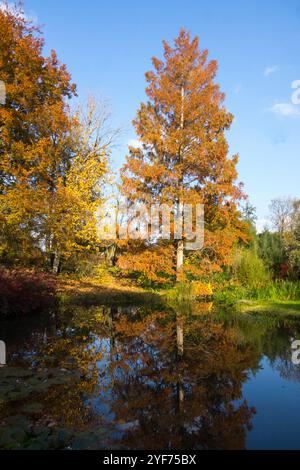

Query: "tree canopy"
left=120, top=29, right=247, bottom=284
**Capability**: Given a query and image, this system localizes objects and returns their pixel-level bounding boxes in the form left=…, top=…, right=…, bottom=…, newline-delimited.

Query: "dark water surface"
left=1, top=301, right=300, bottom=450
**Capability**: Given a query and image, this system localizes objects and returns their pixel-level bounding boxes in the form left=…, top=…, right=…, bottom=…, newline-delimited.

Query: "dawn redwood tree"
left=121, top=29, right=246, bottom=282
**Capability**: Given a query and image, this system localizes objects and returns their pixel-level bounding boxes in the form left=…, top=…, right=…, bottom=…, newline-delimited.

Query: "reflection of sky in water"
left=86, top=337, right=114, bottom=423
left=243, top=356, right=300, bottom=450
left=86, top=336, right=140, bottom=440
left=87, top=335, right=158, bottom=418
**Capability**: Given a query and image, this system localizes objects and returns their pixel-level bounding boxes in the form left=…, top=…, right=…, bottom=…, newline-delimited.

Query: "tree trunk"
left=0, top=340, right=6, bottom=366
left=105, top=243, right=117, bottom=266
left=176, top=85, right=185, bottom=281
left=176, top=315, right=184, bottom=357
left=52, top=251, right=61, bottom=274
left=176, top=315, right=184, bottom=413
left=176, top=240, right=184, bottom=280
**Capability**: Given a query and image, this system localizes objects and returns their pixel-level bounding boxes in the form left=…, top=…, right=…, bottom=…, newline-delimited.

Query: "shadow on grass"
left=60, top=279, right=164, bottom=308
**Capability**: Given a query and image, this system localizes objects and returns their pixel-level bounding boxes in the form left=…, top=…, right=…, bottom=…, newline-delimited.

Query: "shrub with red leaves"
left=0, top=269, right=58, bottom=318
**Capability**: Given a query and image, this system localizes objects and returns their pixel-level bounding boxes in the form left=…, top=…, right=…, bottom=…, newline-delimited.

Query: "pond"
left=1, top=301, right=300, bottom=450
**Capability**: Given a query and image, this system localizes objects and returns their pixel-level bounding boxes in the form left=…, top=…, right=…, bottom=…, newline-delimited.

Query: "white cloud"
left=270, top=102, right=300, bottom=117
left=264, top=65, right=279, bottom=77
left=128, top=139, right=142, bottom=148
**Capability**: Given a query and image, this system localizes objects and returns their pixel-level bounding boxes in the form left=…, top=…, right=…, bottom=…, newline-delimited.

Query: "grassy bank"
left=235, top=300, right=300, bottom=317
left=58, top=275, right=162, bottom=307
left=0, top=268, right=163, bottom=319
left=214, top=280, right=300, bottom=318
left=2, top=267, right=300, bottom=320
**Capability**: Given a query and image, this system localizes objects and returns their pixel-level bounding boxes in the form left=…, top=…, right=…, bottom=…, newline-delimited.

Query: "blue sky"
left=14, top=1, right=300, bottom=229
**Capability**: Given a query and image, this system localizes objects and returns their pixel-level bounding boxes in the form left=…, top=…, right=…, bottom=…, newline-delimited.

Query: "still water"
left=1, top=301, right=300, bottom=450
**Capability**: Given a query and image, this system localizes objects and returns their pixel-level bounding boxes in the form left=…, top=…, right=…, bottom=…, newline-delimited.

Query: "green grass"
left=215, top=281, right=300, bottom=318
left=164, top=282, right=195, bottom=303
left=247, top=281, right=300, bottom=301
left=236, top=299, right=300, bottom=317
left=59, top=276, right=300, bottom=318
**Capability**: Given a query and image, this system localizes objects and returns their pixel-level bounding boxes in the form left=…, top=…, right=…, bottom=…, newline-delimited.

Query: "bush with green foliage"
left=234, top=249, right=270, bottom=288
left=257, top=230, right=286, bottom=275
left=214, top=284, right=247, bottom=305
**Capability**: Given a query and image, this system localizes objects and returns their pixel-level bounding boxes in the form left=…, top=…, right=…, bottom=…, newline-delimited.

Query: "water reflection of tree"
left=10, top=303, right=300, bottom=449
left=226, top=314, right=300, bottom=383
left=17, top=306, right=113, bottom=431
left=104, top=308, right=256, bottom=449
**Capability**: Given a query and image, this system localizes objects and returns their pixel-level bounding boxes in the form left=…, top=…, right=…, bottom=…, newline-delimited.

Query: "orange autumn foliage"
left=0, top=8, right=110, bottom=270
left=118, top=242, right=175, bottom=285
left=0, top=7, right=76, bottom=263
left=120, top=29, right=247, bottom=284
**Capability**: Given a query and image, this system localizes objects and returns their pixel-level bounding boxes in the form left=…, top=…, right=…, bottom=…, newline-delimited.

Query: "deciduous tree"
left=0, top=6, right=113, bottom=272
left=121, top=29, right=246, bottom=283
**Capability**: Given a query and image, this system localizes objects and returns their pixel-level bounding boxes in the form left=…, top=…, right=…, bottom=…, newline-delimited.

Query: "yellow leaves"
left=192, top=301, right=214, bottom=314
left=0, top=11, right=116, bottom=265
left=191, top=281, right=213, bottom=297
left=67, top=152, right=107, bottom=195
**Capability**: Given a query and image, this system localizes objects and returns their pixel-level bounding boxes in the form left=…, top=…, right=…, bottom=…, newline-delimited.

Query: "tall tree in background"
left=0, top=4, right=75, bottom=265
left=40, top=98, right=112, bottom=273
left=0, top=6, right=111, bottom=272
left=269, top=197, right=294, bottom=234
left=282, top=199, right=300, bottom=279
left=121, top=29, right=246, bottom=283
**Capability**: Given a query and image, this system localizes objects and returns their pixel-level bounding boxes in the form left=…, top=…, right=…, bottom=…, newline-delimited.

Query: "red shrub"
left=0, top=269, right=58, bottom=318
